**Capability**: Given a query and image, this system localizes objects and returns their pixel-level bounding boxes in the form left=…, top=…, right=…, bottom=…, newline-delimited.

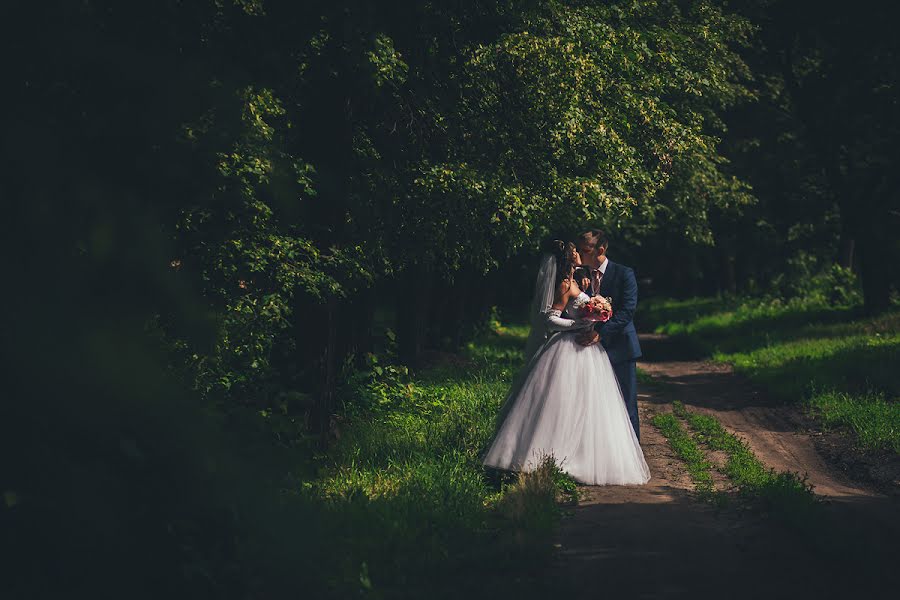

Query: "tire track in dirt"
left=635, top=340, right=870, bottom=499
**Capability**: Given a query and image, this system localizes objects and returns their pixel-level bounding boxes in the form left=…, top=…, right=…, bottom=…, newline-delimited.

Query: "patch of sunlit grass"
left=651, top=296, right=900, bottom=455
left=308, top=327, right=568, bottom=594
left=809, top=389, right=900, bottom=454
left=650, top=411, right=715, bottom=497
left=673, top=401, right=819, bottom=521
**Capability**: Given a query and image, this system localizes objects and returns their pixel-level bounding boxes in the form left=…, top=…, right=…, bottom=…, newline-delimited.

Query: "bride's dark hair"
left=544, top=239, right=576, bottom=291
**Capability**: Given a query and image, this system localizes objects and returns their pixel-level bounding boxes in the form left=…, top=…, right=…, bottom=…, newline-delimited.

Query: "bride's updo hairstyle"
left=543, top=239, right=576, bottom=292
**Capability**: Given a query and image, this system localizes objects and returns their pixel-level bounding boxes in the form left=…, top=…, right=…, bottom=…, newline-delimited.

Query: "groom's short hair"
left=578, top=229, right=608, bottom=250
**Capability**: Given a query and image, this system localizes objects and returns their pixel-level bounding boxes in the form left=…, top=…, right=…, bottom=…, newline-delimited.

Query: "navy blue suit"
left=590, top=260, right=642, bottom=439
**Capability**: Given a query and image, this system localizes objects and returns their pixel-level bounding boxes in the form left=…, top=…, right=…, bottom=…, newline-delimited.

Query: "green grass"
left=652, top=401, right=818, bottom=519
left=640, top=295, right=739, bottom=331
left=809, top=389, right=900, bottom=454
left=304, top=324, right=568, bottom=596
left=647, top=296, right=900, bottom=454
left=650, top=412, right=715, bottom=496
left=672, top=402, right=817, bottom=518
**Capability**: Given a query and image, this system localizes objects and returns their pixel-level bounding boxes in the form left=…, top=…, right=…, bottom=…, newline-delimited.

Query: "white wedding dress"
left=483, top=291, right=650, bottom=485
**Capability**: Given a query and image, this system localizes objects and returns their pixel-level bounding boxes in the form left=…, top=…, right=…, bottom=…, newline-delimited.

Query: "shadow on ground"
left=553, top=485, right=899, bottom=599
left=639, top=334, right=779, bottom=411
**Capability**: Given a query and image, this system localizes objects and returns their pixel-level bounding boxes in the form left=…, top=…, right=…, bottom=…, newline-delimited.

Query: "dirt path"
left=551, top=333, right=899, bottom=599
left=636, top=334, right=871, bottom=499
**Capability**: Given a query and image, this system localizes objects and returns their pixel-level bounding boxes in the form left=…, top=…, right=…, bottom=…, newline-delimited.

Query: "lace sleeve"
left=545, top=310, right=593, bottom=332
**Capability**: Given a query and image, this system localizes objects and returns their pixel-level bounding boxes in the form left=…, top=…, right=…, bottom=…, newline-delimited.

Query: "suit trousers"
left=611, top=359, right=639, bottom=440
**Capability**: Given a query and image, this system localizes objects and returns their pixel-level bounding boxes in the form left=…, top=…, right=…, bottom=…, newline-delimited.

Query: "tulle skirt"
left=483, top=332, right=650, bottom=486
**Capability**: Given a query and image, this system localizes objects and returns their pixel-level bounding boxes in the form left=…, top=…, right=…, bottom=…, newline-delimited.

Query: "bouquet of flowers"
left=581, top=296, right=613, bottom=322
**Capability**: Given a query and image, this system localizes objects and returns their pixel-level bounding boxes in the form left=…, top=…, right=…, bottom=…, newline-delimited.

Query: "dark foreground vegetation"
left=4, top=324, right=575, bottom=598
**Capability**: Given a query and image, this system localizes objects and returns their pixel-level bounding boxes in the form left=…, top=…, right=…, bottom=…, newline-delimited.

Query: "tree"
left=732, top=0, right=900, bottom=312
left=5, top=0, right=761, bottom=423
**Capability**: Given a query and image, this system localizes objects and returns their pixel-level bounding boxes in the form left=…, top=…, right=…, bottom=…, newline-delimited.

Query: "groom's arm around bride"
left=592, top=262, right=640, bottom=361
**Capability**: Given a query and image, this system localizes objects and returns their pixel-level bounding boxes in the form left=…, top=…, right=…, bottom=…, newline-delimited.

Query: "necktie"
left=591, top=268, right=603, bottom=296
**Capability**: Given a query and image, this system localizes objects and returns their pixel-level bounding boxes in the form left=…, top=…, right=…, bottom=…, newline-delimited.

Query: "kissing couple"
left=483, top=229, right=650, bottom=485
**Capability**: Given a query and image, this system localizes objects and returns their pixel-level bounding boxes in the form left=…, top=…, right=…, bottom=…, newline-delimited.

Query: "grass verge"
left=808, top=389, right=900, bottom=454
left=646, top=296, right=900, bottom=455
left=305, top=324, right=570, bottom=597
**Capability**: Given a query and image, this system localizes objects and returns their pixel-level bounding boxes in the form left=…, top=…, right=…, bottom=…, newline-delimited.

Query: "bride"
left=483, top=240, right=650, bottom=485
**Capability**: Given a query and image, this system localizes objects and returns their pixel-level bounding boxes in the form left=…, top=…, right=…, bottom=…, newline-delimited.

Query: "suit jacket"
left=590, top=260, right=642, bottom=364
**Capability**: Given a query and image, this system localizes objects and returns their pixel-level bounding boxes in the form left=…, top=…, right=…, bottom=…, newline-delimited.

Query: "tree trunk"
left=317, top=295, right=338, bottom=439
left=439, top=270, right=467, bottom=350
left=851, top=178, right=895, bottom=314
left=398, top=266, right=431, bottom=368
left=859, top=240, right=891, bottom=315
left=837, top=236, right=855, bottom=271
left=356, top=291, right=376, bottom=358
left=721, top=251, right=737, bottom=295
left=342, top=285, right=375, bottom=361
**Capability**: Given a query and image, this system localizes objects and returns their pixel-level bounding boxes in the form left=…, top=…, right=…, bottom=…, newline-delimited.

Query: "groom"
left=575, top=229, right=643, bottom=440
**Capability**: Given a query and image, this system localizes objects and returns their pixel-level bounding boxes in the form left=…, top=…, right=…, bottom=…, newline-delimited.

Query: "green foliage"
left=10, top=0, right=765, bottom=419
left=173, top=86, right=369, bottom=405
left=40, top=0, right=759, bottom=422
left=613, top=1, right=900, bottom=308
left=368, top=33, right=409, bottom=88
left=455, top=0, right=756, bottom=243
left=771, top=258, right=863, bottom=306
left=339, top=330, right=413, bottom=415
